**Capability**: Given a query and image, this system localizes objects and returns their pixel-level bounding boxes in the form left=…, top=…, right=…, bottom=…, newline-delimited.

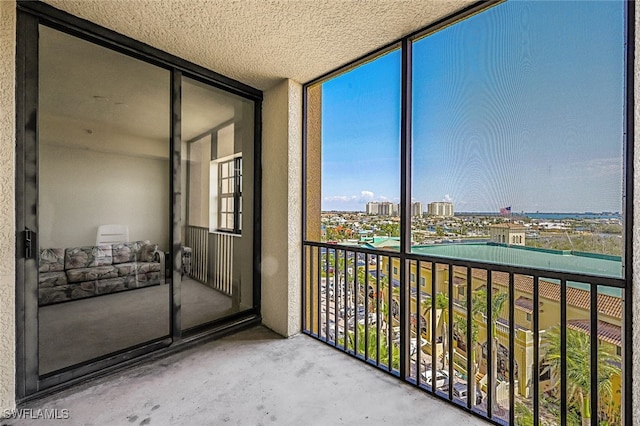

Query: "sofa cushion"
left=39, top=248, right=65, bottom=273
left=121, top=272, right=160, bottom=289
left=138, top=243, right=158, bottom=262
left=114, top=261, right=161, bottom=277
left=95, top=277, right=128, bottom=295
left=67, top=265, right=118, bottom=283
left=112, top=241, right=147, bottom=264
left=39, top=286, right=73, bottom=305
left=65, top=245, right=113, bottom=269
left=39, top=271, right=68, bottom=288
left=38, top=281, right=96, bottom=305
left=144, top=271, right=161, bottom=284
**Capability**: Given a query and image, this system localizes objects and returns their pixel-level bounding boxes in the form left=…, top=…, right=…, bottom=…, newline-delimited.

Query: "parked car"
left=421, top=369, right=449, bottom=388
left=441, top=382, right=483, bottom=405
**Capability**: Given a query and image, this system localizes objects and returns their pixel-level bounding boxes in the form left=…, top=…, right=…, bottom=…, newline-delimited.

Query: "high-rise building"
left=366, top=201, right=399, bottom=216
left=366, top=202, right=378, bottom=215
left=411, top=202, right=423, bottom=217
left=427, top=201, right=454, bottom=217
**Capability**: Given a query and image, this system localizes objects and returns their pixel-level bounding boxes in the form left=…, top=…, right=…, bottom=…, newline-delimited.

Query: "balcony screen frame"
left=301, top=1, right=634, bottom=425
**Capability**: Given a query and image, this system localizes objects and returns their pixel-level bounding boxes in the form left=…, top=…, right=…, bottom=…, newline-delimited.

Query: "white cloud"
left=577, top=157, right=622, bottom=178
left=444, top=194, right=453, bottom=202
left=324, top=195, right=357, bottom=202
left=323, top=190, right=392, bottom=205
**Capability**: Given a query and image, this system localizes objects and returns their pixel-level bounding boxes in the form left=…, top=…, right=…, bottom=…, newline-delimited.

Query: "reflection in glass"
left=38, top=26, right=171, bottom=374
left=180, top=76, right=254, bottom=329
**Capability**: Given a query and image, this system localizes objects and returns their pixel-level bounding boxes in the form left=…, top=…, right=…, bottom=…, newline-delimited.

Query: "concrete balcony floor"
left=5, top=326, right=488, bottom=425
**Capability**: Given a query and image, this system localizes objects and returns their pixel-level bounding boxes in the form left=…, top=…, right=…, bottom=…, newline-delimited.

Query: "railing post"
left=486, top=270, right=493, bottom=419
left=533, top=276, right=540, bottom=425
left=560, top=279, right=567, bottom=426
left=509, top=273, right=515, bottom=426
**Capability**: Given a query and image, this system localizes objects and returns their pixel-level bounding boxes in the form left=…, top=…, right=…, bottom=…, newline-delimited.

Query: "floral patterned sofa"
left=38, top=240, right=165, bottom=306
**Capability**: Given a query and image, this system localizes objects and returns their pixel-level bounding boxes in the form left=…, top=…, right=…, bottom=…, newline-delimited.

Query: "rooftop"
left=488, top=223, right=527, bottom=230
left=412, top=243, right=622, bottom=279
left=567, top=319, right=622, bottom=347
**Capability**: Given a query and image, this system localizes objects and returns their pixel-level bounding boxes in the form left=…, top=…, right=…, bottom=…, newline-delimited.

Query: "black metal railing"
left=302, top=241, right=628, bottom=426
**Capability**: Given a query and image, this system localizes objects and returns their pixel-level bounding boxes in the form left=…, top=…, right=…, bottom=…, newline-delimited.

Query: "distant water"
left=524, top=212, right=621, bottom=220
left=456, top=212, right=621, bottom=220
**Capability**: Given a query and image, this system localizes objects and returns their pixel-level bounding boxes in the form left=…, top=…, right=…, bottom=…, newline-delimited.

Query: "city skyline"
left=321, top=1, right=624, bottom=214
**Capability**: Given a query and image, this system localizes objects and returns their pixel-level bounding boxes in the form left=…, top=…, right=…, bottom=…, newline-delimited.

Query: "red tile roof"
left=514, top=296, right=536, bottom=313
left=567, top=319, right=622, bottom=347
left=467, top=270, right=622, bottom=320
left=423, top=261, right=622, bottom=319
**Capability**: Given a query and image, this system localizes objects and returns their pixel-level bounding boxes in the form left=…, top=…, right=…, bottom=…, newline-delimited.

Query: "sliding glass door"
left=181, top=77, right=255, bottom=330
left=37, top=25, right=172, bottom=374
left=16, top=3, right=261, bottom=397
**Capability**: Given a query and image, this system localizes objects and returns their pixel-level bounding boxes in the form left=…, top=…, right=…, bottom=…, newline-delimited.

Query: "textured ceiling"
left=39, top=25, right=250, bottom=156
left=44, top=0, right=476, bottom=91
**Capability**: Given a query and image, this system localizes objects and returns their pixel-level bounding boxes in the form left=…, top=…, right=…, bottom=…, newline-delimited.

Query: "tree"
left=378, top=272, right=388, bottom=320
left=543, top=326, right=621, bottom=426
left=421, top=293, right=449, bottom=370
left=514, top=402, right=534, bottom=426
left=453, top=292, right=483, bottom=407
left=475, top=289, right=508, bottom=412
left=340, top=323, right=400, bottom=370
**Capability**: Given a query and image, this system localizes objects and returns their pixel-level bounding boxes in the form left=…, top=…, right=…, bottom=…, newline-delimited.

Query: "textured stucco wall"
left=0, top=0, right=16, bottom=414
left=262, top=79, right=302, bottom=337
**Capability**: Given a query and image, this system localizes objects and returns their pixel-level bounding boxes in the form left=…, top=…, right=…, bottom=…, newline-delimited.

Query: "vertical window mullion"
left=398, top=37, right=412, bottom=380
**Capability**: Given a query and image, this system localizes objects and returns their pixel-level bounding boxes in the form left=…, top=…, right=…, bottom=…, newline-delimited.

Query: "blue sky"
left=321, top=0, right=624, bottom=213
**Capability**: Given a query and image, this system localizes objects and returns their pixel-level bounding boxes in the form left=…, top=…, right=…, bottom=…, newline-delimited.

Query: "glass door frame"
left=15, top=0, right=262, bottom=400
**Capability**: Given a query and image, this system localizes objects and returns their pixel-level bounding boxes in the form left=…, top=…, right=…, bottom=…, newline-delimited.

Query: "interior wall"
left=39, top=144, right=170, bottom=250
left=187, top=135, right=211, bottom=228
left=262, top=78, right=302, bottom=337
left=0, top=0, right=16, bottom=414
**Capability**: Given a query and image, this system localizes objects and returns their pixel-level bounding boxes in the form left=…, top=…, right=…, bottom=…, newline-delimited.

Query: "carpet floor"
left=39, top=279, right=235, bottom=374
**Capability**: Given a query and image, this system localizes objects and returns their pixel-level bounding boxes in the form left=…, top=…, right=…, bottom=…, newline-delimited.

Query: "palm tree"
left=453, top=293, right=482, bottom=407
left=378, top=273, right=389, bottom=328
left=340, top=323, right=400, bottom=370
left=474, top=289, right=508, bottom=412
left=543, top=326, right=621, bottom=426
left=362, top=269, right=390, bottom=359
left=421, top=293, right=449, bottom=370
left=514, top=402, right=534, bottom=426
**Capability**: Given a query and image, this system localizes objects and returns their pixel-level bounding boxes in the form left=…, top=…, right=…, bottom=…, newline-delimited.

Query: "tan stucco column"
left=0, top=0, right=16, bottom=413
left=632, top=5, right=640, bottom=424
left=261, top=79, right=303, bottom=337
